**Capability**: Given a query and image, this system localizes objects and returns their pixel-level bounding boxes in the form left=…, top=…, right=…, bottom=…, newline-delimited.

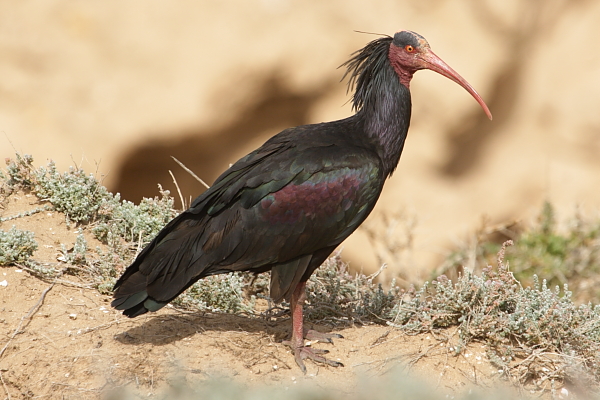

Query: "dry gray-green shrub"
left=58, top=229, right=88, bottom=266
left=1, top=153, right=36, bottom=190
left=94, top=242, right=131, bottom=295
left=33, top=161, right=112, bottom=223
left=92, top=189, right=176, bottom=246
left=0, top=226, right=37, bottom=265
left=0, top=155, right=176, bottom=298
left=305, top=253, right=400, bottom=323
left=173, top=273, right=256, bottom=314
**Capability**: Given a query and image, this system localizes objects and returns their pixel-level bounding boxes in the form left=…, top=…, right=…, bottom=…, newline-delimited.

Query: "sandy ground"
left=0, top=193, right=515, bottom=400
left=0, top=269, right=501, bottom=399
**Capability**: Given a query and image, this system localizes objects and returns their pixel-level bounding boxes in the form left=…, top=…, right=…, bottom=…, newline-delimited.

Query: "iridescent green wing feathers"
left=112, top=125, right=383, bottom=316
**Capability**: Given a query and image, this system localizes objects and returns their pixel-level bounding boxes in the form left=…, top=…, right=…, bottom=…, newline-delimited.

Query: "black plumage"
left=112, top=30, right=491, bottom=372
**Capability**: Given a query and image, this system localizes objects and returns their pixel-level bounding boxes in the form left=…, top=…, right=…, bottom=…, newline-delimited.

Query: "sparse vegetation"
left=2, top=152, right=177, bottom=242
left=3, top=153, right=600, bottom=397
left=0, top=154, right=177, bottom=290
left=393, top=241, right=600, bottom=392
left=444, top=201, right=600, bottom=303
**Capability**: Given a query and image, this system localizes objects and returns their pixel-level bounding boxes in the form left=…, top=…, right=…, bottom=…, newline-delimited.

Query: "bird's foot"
left=282, top=340, right=344, bottom=373
left=305, top=329, right=344, bottom=344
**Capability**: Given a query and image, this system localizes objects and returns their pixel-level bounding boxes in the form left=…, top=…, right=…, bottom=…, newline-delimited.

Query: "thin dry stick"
left=0, top=281, right=55, bottom=359
left=79, top=318, right=124, bottom=335
left=17, top=265, right=94, bottom=289
left=171, top=156, right=210, bottom=189
left=0, top=370, right=10, bottom=400
left=168, top=170, right=187, bottom=210
left=136, top=230, right=144, bottom=255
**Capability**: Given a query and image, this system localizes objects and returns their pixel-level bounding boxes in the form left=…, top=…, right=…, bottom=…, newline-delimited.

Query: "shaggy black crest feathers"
left=340, top=36, right=393, bottom=112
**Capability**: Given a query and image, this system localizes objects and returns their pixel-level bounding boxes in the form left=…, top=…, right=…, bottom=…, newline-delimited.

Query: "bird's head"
left=388, top=30, right=492, bottom=120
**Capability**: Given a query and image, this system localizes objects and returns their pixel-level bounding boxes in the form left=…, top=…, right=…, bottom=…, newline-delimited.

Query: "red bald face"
left=387, top=31, right=431, bottom=87
left=388, top=30, right=492, bottom=120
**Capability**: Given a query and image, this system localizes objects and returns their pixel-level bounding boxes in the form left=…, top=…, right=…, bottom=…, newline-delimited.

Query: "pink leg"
left=283, top=281, right=344, bottom=373
left=290, top=280, right=306, bottom=348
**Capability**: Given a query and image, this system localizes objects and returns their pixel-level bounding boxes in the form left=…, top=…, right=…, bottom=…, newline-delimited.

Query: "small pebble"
left=69, top=314, right=77, bottom=320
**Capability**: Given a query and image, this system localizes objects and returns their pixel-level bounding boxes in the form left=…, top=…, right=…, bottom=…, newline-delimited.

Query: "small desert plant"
left=0, top=155, right=176, bottom=295
left=57, top=229, right=88, bottom=266
left=0, top=226, right=37, bottom=265
left=33, top=161, right=113, bottom=223
left=173, top=272, right=256, bottom=314
left=304, top=253, right=400, bottom=323
left=92, top=189, right=176, bottom=246
left=1, top=153, right=36, bottom=190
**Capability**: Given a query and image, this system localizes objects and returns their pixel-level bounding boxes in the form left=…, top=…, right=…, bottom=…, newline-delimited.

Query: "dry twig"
left=168, top=170, right=187, bottom=210
left=0, top=371, right=10, bottom=400
left=171, top=156, right=210, bottom=189
left=0, top=281, right=56, bottom=359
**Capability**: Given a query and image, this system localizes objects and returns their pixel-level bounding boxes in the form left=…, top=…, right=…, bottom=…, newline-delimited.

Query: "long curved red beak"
left=420, top=50, right=493, bottom=120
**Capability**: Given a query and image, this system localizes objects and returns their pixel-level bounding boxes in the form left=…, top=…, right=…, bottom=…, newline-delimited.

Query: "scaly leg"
left=282, top=281, right=344, bottom=373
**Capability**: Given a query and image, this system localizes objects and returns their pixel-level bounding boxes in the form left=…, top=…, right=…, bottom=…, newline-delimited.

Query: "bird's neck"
left=356, top=65, right=412, bottom=177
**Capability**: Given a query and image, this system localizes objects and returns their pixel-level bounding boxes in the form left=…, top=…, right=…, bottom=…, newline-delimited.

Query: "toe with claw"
left=283, top=340, right=344, bottom=373
left=305, top=329, right=344, bottom=344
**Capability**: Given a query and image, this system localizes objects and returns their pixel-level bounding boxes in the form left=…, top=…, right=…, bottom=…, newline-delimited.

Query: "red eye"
left=405, top=45, right=414, bottom=53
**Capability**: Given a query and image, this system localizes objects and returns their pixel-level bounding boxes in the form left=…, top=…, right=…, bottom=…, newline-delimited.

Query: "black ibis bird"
left=112, top=30, right=492, bottom=372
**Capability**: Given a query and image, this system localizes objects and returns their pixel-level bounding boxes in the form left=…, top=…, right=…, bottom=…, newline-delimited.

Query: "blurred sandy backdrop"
left=1, top=0, right=599, bottom=282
